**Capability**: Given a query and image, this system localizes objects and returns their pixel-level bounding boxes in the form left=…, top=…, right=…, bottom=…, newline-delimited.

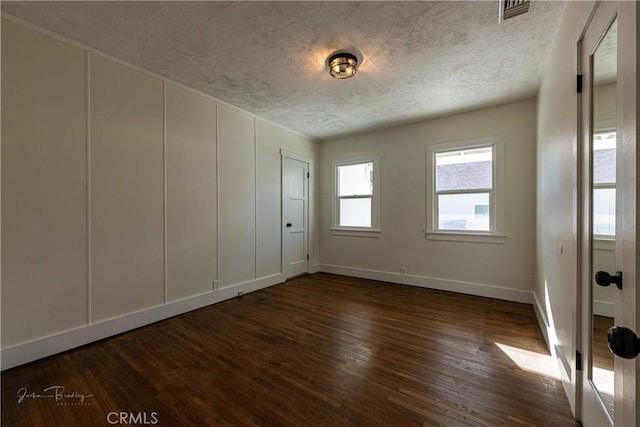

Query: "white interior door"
left=282, top=153, right=309, bottom=279
left=579, top=2, right=637, bottom=426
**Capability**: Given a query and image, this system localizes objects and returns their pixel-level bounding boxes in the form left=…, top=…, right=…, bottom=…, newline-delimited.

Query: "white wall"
left=255, top=118, right=320, bottom=278
left=535, top=0, right=597, bottom=413
left=319, top=98, right=537, bottom=303
left=256, top=119, right=282, bottom=279
left=90, top=55, right=165, bottom=322
left=166, top=82, right=218, bottom=302
left=1, top=17, right=318, bottom=369
left=218, top=104, right=257, bottom=287
left=1, top=18, right=88, bottom=346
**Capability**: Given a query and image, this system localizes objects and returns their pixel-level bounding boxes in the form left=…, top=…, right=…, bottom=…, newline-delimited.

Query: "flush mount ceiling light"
left=328, top=52, right=358, bottom=79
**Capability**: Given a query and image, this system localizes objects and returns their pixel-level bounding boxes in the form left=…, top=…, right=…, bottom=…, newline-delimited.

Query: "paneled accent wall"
left=0, top=16, right=318, bottom=369
left=218, top=104, right=257, bottom=288
left=1, top=18, right=88, bottom=346
left=90, top=55, right=165, bottom=322
left=255, top=119, right=283, bottom=279
left=165, top=83, right=218, bottom=302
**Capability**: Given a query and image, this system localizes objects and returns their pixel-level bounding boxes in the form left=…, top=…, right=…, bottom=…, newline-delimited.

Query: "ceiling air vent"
left=499, top=0, right=530, bottom=22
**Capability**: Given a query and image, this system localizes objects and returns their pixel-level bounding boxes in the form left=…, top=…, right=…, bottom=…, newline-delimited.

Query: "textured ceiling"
left=1, top=1, right=566, bottom=140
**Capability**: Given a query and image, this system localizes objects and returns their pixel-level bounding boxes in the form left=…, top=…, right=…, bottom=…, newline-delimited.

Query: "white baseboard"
left=1, top=274, right=285, bottom=370
left=2, top=266, right=542, bottom=371
left=320, top=264, right=533, bottom=304
left=532, top=291, right=575, bottom=416
left=593, top=300, right=614, bottom=318
left=533, top=291, right=573, bottom=381
left=533, top=291, right=551, bottom=350
left=217, top=273, right=283, bottom=293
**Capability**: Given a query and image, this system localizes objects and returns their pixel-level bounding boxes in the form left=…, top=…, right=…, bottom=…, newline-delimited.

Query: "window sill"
left=594, top=238, right=615, bottom=251
left=425, top=230, right=506, bottom=244
left=331, top=227, right=382, bottom=238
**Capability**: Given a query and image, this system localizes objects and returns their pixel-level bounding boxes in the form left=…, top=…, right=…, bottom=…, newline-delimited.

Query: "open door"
left=579, top=2, right=638, bottom=426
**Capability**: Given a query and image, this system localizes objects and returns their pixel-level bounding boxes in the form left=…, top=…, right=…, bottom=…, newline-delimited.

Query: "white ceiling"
left=1, top=1, right=566, bottom=140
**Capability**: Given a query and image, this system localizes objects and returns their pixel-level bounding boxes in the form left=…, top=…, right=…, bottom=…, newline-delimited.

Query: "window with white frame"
left=426, top=138, right=504, bottom=242
left=332, top=156, right=380, bottom=236
left=593, top=130, right=616, bottom=238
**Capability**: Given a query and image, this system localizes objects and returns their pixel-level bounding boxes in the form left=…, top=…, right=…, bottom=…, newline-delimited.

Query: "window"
left=593, top=131, right=616, bottom=238
left=332, top=156, right=380, bottom=237
left=426, top=137, right=505, bottom=243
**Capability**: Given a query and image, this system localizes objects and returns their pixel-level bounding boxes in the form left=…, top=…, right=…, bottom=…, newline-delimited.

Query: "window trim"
left=425, top=137, right=505, bottom=243
left=331, top=155, right=381, bottom=237
left=594, top=237, right=615, bottom=251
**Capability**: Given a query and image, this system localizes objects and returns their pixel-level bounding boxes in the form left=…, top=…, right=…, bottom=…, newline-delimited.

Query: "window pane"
left=593, top=131, right=616, bottom=185
left=340, top=198, right=371, bottom=227
left=594, top=188, right=615, bottom=236
left=474, top=204, right=489, bottom=218
left=338, top=162, right=373, bottom=196
left=436, top=147, right=492, bottom=191
left=438, top=193, right=490, bottom=231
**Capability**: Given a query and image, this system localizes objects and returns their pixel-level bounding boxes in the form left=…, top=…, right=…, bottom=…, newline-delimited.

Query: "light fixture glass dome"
left=328, top=53, right=358, bottom=79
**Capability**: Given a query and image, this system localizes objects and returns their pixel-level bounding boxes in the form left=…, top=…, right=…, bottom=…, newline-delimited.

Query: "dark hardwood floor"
left=2, top=273, right=578, bottom=426
left=593, top=315, right=614, bottom=371
left=593, top=314, right=615, bottom=415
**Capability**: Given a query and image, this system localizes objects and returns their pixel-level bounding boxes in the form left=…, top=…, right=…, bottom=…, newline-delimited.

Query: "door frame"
left=280, top=149, right=311, bottom=279
left=615, top=2, right=638, bottom=425
left=578, top=2, right=615, bottom=425
left=577, top=1, right=638, bottom=426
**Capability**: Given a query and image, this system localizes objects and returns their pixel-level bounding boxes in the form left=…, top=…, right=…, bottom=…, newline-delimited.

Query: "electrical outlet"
left=400, top=266, right=407, bottom=275
left=237, top=290, right=244, bottom=297
left=213, top=280, right=220, bottom=290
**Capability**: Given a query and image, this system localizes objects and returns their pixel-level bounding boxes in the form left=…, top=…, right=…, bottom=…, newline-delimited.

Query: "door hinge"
left=307, top=172, right=310, bottom=178
left=577, top=74, right=583, bottom=94
left=306, top=254, right=309, bottom=261
left=576, top=350, right=583, bottom=371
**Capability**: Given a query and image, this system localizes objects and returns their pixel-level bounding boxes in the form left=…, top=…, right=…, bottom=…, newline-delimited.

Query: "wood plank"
left=1, top=273, right=578, bottom=426
left=593, top=314, right=614, bottom=371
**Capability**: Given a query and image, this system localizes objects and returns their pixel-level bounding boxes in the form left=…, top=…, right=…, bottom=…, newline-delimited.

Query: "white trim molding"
left=425, top=230, right=506, bottom=243
left=532, top=291, right=572, bottom=388
left=330, top=227, right=382, bottom=238
left=593, top=300, right=615, bottom=318
left=532, top=291, right=552, bottom=351
left=331, top=154, right=381, bottom=236
left=1, top=274, right=284, bottom=370
left=320, top=264, right=533, bottom=304
left=426, top=136, right=505, bottom=243
left=593, top=238, right=615, bottom=251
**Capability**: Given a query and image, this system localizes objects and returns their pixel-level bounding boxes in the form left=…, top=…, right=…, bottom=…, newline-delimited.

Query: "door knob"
left=286, top=223, right=292, bottom=227
left=595, top=270, right=623, bottom=289
left=608, top=326, right=640, bottom=359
